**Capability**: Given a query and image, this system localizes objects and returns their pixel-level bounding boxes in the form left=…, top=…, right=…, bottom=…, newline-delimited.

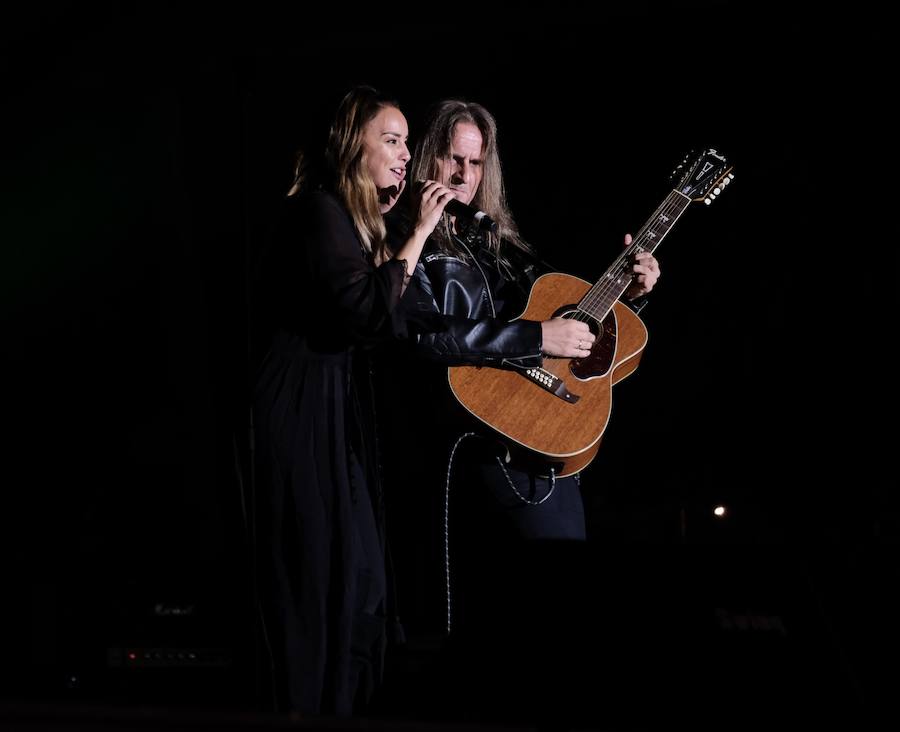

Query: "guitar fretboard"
left=578, top=190, right=691, bottom=321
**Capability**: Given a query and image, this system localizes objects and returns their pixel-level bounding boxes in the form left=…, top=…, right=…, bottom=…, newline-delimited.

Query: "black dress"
left=252, top=191, right=407, bottom=715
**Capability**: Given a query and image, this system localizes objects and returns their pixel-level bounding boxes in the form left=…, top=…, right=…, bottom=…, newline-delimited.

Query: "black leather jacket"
left=393, top=218, right=649, bottom=368
left=398, top=233, right=544, bottom=369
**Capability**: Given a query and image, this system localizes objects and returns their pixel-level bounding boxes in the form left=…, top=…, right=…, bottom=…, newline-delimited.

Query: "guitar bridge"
left=523, top=367, right=580, bottom=403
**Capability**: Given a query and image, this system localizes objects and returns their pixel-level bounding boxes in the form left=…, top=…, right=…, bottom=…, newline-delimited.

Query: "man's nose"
left=453, top=161, right=470, bottom=182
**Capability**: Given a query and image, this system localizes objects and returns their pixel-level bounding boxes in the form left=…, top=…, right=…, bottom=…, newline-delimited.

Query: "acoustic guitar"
left=448, top=148, right=734, bottom=477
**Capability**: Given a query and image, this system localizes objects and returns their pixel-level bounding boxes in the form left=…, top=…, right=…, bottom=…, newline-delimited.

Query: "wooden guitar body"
left=446, top=148, right=734, bottom=478
left=448, top=273, right=647, bottom=477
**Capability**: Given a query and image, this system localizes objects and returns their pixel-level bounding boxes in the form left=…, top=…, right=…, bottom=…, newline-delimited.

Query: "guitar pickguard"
left=570, top=310, right=618, bottom=380
left=551, top=305, right=618, bottom=380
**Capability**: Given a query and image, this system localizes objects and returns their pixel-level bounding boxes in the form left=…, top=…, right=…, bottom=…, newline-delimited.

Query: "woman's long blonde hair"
left=289, top=86, right=397, bottom=261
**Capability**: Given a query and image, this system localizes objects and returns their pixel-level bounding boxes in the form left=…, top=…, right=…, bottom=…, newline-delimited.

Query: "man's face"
left=434, top=122, right=484, bottom=206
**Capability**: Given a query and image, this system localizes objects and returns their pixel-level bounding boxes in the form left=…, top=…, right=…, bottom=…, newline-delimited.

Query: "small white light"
left=713, top=505, right=727, bottom=518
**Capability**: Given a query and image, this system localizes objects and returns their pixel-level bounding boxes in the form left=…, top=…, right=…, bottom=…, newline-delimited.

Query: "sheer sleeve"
left=303, top=192, right=408, bottom=342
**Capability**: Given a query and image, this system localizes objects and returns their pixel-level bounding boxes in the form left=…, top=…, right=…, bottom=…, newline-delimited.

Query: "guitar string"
left=573, top=196, right=678, bottom=323
left=577, top=159, right=731, bottom=320
left=578, top=193, right=687, bottom=319
left=586, top=189, right=691, bottom=315
left=570, top=192, right=687, bottom=326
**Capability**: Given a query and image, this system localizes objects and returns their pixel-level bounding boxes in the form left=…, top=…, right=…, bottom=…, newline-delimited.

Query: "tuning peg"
left=727, top=173, right=734, bottom=180
left=704, top=198, right=712, bottom=205
left=713, top=187, right=721, bottom=195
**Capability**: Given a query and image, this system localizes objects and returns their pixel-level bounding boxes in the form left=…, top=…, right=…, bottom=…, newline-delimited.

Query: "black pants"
left=441, top=442, right=588, bottom=724
left=468, top=459, right=586, bottom=539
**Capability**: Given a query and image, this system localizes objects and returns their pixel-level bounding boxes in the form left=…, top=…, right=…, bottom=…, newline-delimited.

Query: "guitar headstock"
left=670, top=148, right=734, bottom=205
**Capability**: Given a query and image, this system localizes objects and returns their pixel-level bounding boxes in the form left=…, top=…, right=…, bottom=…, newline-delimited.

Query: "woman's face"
left=361, top=105, right=411, bottom=213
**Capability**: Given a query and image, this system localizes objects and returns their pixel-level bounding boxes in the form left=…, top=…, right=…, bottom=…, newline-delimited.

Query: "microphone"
left=415, top=181, right=497, bottom=233
left=444, top=198, right=497, bottom=233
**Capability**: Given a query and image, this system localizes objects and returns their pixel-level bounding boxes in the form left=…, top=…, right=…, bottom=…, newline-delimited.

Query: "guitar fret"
left=578, top=190, right=691, bottom=321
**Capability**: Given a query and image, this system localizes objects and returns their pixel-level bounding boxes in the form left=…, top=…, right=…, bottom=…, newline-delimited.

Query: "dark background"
left=2, top=3, right=895, bottom=729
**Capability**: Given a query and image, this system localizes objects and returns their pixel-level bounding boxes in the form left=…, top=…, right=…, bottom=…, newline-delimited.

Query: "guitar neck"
left=578, top=189, right=692, bottom=320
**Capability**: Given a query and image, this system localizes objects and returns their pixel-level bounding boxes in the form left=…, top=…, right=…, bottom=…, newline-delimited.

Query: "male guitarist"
left=380, top=99, right=660, bottom=711
left=387, top=98, right=659, bottom=537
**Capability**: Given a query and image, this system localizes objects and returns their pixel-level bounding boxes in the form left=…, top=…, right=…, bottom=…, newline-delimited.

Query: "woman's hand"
left=413, top=180, right=455, bottom=238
